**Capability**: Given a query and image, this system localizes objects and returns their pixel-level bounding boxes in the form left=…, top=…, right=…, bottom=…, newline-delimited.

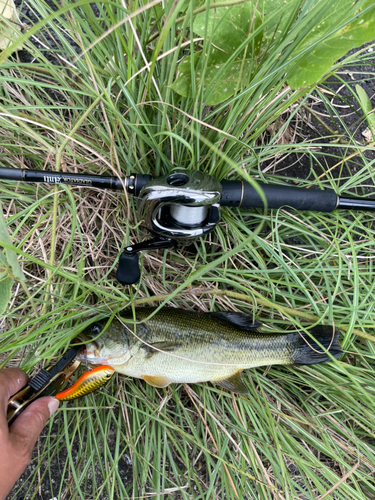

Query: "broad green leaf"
left=150, top=3, right=163, bottom=19
left=287, top=0, right=375, bottom=88
left=0, top=276, right=13, bottom=315
left=0, top=202, right=25, bottom=280
left=0, top=251, right=9, bottom=281
left=170, top=49, right=254, bottom=105
left=172, top=1, right=262, bottom=104
left=262, top=0, right=303, bottom=41
left=193, top=0, right=263, bottom=57
left=356, top=84, right=372, bottom=115
left=0, top=252, right=13, bottom=315
left=369, top=114, right=375, bottom=130
left=298, top=0, right=323, bottom=17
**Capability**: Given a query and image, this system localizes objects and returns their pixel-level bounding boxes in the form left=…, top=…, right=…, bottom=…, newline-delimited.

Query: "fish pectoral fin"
left=209, top=312, right=261, bottom=331
left=141, top=375, right=172, bottom=388
left=215, top=371, right=248, bottom=394
left=142, top=341, right=182, bottom=360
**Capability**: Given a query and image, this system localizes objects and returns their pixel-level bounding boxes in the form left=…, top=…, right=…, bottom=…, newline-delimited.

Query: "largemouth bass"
left=79, top=307, right=342, bottom=393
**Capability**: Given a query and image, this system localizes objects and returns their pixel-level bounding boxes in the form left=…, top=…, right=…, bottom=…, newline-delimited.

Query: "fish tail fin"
left=292, top=326, right=342, bottom=365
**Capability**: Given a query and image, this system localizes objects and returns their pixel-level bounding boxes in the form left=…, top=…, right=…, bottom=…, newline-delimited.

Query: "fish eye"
left=90, top=324, right=103, bottom=335
left=105, top=374, right=112, bottom=378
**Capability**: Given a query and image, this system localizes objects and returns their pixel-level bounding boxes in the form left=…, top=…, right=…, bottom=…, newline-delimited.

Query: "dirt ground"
left=264, top=47, right=375, bottom=188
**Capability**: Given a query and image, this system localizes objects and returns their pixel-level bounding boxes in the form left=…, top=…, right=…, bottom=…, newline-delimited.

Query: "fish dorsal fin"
left=209, top=312, right=261, bottom=331
left=142, top=341, right=182, bottom=360
left=215, top=370, right=248, bottom=394
left=141, top=375, right=171, bottom=388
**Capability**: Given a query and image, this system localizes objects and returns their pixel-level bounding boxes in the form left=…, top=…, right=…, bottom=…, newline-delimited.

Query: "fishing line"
left=169, top=204, right=208, bottom=226
left=119, top=318, right=248, bottom=367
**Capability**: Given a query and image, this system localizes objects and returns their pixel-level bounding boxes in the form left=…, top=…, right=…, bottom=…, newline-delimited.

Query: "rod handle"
left=220, top=180, right=338, bottom=212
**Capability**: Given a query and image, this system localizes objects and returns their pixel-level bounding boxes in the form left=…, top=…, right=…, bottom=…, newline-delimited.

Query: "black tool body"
left=7, top=346, right=81, bottom=426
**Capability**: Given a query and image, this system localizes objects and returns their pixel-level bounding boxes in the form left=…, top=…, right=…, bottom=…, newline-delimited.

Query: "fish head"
left=77, top=318, right=133, bottom=368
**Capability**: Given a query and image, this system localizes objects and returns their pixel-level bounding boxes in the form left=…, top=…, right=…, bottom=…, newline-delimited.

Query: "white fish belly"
left=111, top=350, right=288, bottom=384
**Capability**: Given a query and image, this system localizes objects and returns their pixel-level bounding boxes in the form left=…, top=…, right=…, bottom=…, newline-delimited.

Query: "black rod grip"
left=220, top=180, right=338, bottom=212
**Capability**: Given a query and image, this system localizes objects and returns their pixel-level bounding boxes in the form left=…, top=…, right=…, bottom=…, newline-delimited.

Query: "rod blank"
left=0, top=167, right=151, bottom=196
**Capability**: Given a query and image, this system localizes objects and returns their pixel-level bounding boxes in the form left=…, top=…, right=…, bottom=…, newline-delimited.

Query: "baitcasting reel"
left=116, top=170, right=222, bottom=284
left=2, top=165, right=375, bottom=285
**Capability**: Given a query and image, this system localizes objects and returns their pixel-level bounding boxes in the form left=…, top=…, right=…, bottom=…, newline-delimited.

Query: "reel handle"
left=116, top=238, right=175, bottom=285
left=116, top=253, right=141, bottom=285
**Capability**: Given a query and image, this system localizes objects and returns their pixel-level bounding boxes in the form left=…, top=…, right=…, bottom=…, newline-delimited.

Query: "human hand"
left=0, top=368, right=59, bottom=500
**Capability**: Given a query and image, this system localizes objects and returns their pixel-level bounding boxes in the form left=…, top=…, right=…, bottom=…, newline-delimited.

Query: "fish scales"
left=134, top=308, right=293, bottom=364
left=79, top=307, right=342, bottom=393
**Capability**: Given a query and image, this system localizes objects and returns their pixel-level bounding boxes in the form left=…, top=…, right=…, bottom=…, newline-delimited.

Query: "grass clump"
left=0, top=0, right=375, bottom=498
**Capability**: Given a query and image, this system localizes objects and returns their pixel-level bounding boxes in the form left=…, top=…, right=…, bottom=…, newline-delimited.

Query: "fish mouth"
left=75, top=345, right=109, bottom=366
left=71, top=336, right=103, bottom=363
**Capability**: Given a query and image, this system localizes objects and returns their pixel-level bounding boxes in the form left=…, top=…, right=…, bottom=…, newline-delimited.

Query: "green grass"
left=1, top=0, right=375, bottom=498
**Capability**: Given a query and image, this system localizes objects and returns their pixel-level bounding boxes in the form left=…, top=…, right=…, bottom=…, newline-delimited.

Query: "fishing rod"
left=1, top=166, right=375, bottom=284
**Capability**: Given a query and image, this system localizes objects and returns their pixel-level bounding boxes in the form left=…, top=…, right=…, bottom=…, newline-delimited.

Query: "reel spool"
left=116, top=170, right=222, bottom=285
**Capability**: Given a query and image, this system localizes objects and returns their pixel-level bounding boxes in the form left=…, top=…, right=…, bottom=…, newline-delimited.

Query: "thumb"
left=9, top=397, right=60, bottom=462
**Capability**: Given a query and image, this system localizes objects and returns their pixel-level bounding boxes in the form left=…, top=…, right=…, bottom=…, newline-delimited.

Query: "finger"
left=9, top=396, right=59, bottom=464
left=0, top=368, right=29, bottom=415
